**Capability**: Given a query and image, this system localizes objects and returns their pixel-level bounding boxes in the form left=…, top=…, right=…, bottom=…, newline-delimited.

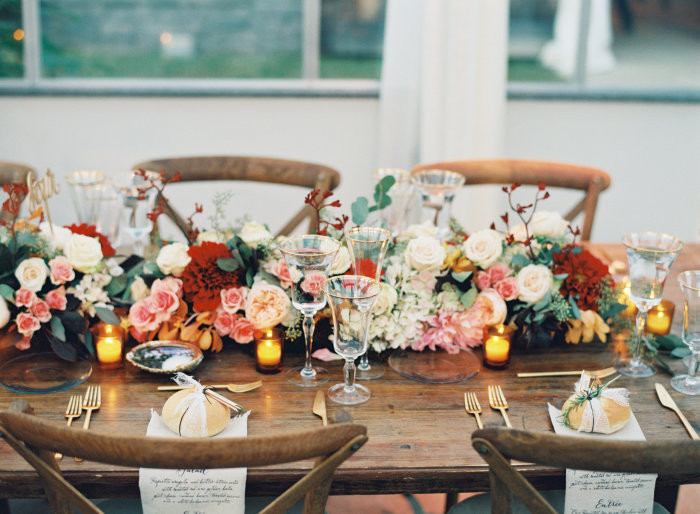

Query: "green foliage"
left=351, top=176, right=395, bottom=226
left=562, top=376, right=621, bottom=428
left=550, top=291, right=574, bottom=322
left=50, top=316, right=66, bottom=342
left=451, top=271, right=472, bottom=283
left=94, top=306, right=120, bottom=325
left=225, top=236, right=259, bottom=287
left=510, top=253, right=530, bottom=269
left=350, top=197, right=370, bottom=225
left=460, top=287, right=478, bottom=309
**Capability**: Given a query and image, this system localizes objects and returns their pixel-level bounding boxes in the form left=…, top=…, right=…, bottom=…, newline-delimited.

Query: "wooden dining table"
left=1, top=243, right=699, bottom=507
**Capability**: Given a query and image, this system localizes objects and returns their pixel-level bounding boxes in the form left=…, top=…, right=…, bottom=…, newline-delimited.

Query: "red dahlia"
left=552, top=245, right=611, bottom=311
left=65, top=223, right=116, bottom=257
left=182, top=242, right=243, bottom=311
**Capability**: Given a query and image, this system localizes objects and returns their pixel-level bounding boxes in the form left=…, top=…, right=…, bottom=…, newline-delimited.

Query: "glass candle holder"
left=646, top=299, right=675, bottom=336
left=254, top=328, right=284, bottom=373
left=95, top=323, right=124, bottom=369
left=483, top=325, right=513, bottom=369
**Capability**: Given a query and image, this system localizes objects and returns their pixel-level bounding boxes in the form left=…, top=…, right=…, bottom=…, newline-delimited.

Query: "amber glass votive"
left=646, top=299, right=675, bottom=336
left=483, top=325, right=513, bottom=369
left=254, top=328, right=284, bottom=373
left=95, top=323, right=124, bottom=369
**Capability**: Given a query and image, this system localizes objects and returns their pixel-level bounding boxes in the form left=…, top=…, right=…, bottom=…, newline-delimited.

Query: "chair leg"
left=444, top=491, right=458, bottom=513
left=302, top=474, right=332, bottom=514
left=489, top=469, right=512, bottom=514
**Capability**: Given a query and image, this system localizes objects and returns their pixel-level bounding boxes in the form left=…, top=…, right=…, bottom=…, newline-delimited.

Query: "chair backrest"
left=471, top=427, right=700, bottom=514
left=132, top=156, right=342, bottom=239
left=0, top=161, right=34, bottom=225
left=0, top=400, right=367, bottom=514
left=411, top=159, right=611, bottom=240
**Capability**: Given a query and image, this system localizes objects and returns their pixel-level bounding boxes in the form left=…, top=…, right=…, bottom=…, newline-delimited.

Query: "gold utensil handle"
left=499, top=408, right=512, bottom=428
left=517, top=371, right=582, bottom=377
left=157, top=385, right=187, bottom=391
left=474, top=412, right=483, bottom=430
left=674, top=407, right=700, bottom=440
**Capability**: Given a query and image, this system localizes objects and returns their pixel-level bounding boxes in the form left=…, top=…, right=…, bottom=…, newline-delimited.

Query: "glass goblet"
left=117, top=172, right=156, bottom=257
left=615, top=232, right=683, bottom=378
left=324, top=275, right=381, bottom=405
left=671, top=270, right=700, bottom=395
left=371, top=168, right=417, bottom=236
left=345, top=226, right=391, bottom=380
left=280, top=234, right=340, bottom=387
left=410, top=169, right=465, bottom=240
left=66, top=170, right=105, bottom=225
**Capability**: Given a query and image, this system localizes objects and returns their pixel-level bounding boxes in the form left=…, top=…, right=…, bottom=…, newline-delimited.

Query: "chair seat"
left=448, top=490, right=670, bottom=514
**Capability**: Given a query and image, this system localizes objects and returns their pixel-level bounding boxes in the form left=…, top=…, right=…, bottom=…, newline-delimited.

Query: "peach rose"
left=214, top=310, right=236, bottom=337
left=46, top=287, right=67, bottom=311
left=49, top=256, right=75, bottom=285
left=494, top=277, right=519, bottom=301
left=487, top=262, right=511, bottom=284
left=151, top=277, right=183, bottom=298
left=30, top=299, right=51, bottom=323
left=129, top=300, right=159, bottom=333
left=148, top=288, right=179, bottom=321
left=16, top=312, right=41, bottom=337
left=220, top=286, right=248, bottom=313
left=264, top=259, right=294, bottom=288
left=475, top=271, right=491, bottom=290
left=231, top=317, right=255, bottom=344
left=245, top=283, right=291, bottom=329
left=471, top=289, right=507, bottom=326
left=15, top=288, right=37, bottom=308
left=300, top=271, right=326, bottom=296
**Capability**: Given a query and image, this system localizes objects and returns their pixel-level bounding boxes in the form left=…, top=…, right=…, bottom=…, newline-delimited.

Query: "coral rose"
left=220, top=286, right=247, bottom=313
left=46, top=287, right=67, bottom=311
left=487, top=262, right=511, bottom=283
left=16, top=312, right=40, bottom=337
left=300, top=271, right=326, bottom=296
left=231, top=317, right=255, bottom=344
left=30, top=299, right=51, bottom=323
left=49, top=256, right=75, bottom=285
left=475, top=271, right=491, bottom=290
left=493, top=277, right=519, bottom=301
left=149, top=288, right=179, bottom=321
left=214, top=310, right=236, bottom=337
left=152, top=277, right=183, bottom=298
left=15, top=336, right=31, bottom=351
left=264, top=259, right=294, bottom=288
left=129, top=300, right=160, bottom=333
left=15, top=288, right=37, bottom=308
left=245, top=283, right=291, bottom=329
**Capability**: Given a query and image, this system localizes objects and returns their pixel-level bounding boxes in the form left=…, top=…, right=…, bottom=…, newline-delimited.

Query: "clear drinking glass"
left=66, top=170, right=106, bottom=225
left=324, top=275, right=381, bottom=405
left=96, top=180, right=122, bottom=248
left=671, top=270, right=700, bottom=395
left=345, top=226, right=391, bottom=380
left=615, top=232, right=683, bottom=378
left=117, top=172, right=156, bottom=257
left=410, top=169, right=465, bottom=240
left=371, top=168, right=417, bottom=236
left=280, top=235, right=340, bottom=387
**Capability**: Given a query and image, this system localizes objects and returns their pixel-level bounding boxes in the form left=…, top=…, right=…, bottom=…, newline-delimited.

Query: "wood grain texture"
left=0, top=244, right=698, bottom=498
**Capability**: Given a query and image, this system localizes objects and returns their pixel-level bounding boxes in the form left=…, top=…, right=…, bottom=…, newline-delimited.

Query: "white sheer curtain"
left=377, top=0, right=510, bottom=230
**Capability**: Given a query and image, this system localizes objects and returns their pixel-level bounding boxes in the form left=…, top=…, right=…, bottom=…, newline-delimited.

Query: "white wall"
left=0, top=96, right=698, bottom=241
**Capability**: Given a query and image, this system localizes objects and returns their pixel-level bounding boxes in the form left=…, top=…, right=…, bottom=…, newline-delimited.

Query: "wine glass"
left=671, top=270, right=700, bottom=395
left=371, top=168, right=417, bottom=236
left=345, top=226, right=391, bottom=380
left=410, top=169, right=465, bottom=240
left=615, top=232, right=683, bottom=378
left=66, top=170, right=105, bottom=225
left=324, top=275, right=381, bottom=404
left=117, top=172, right=156, bottom=257
left=280, top=234, right=340, bottom=387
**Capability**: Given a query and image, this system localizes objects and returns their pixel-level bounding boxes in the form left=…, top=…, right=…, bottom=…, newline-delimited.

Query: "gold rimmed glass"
left=280, top=234, right=340, bottom=387
left=672, top=270, right=700, bottom=395
left=324, top=275, right=381, bottom=405
left=410, top=169, right=465, bottom=240
left=66, top=170, right=106, bottom=225
left=346, top=226, right=391, bottom=380
left=615, top=232, right=683, bottom=378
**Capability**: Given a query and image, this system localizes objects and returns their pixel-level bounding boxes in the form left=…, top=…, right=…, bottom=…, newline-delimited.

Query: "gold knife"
left=312, top=390, right=327, bottom=426
left=655, top=383, right=699, bottom=440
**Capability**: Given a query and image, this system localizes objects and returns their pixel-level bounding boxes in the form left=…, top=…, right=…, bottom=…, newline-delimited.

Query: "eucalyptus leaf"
left=351, top=197, right=369, bottom=225
left=246, top=268, right=255, bottom=288
left=49, top=335, right=78, bottom=362
left=106, top=275, right=127, bottom=296
left=670, top=347, right=691, bottom=358
left=533, top=290, right=552, bottom=312
left=0, top=283, right=14, bottom=301
left=94, top=307, right=120, bottom=325
left=511, top=253, right=530, bottom=268
left=83, top=330, right=94, bottom=356
left=50, top=316, right=66, bottom=342
left=656, top=334, right=684, bottom=349
left=217, top=257, right=240, bottom=272
left=451, top=271, right=472, bottom=283
left=568, top=297, right=582, bottom=320
left=460, top=287, right=478, bottom=309
left=553, top=273, right=569, bottom=280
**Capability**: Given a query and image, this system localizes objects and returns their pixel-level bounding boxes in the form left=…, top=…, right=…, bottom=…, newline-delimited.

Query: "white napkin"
left=547, top=404, right=657, bottom=514
left=139, top=409, right=251, bottom=514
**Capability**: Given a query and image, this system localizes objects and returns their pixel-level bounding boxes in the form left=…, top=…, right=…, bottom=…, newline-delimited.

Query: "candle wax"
left=96, top=337, right=122, bottom=363
left=646, top=310, right=671, bottom=336
left=485, top=336, right=510, bottom=364
left=257, top=340, right=282, bottom=366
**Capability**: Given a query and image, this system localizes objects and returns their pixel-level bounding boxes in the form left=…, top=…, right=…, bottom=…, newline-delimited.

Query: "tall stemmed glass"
left=280, top=235, right=340, bottom=387
left=410, top=169, right=465, bottom=240
left=117, top=172, right=156, bottom=258
left=66, top=170, right=106, bottom=225
left=616, top=232, right=683, bottom=377
left=346, top=226, right=391, bottom=380
left=371, top=169, right=417, bottom=236
left=672, top=271, right=700, bottom=395
left=324, top=275, right=381, bottom=404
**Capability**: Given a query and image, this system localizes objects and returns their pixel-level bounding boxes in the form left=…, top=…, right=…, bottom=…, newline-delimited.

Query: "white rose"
left=156, top=242, right=191, bottom=277
left=330, top=246, right=351, bottom=275
left=239, top=222, right=272, bottom=247
left=373, top=283, right=398, bottom=316
left=0, top=296, right=10, bottom=329
left=398, top=221, right=439, bottom=241
left=130, top=276, right=151, bottom=302
left=196, top=230, right=224, bottom=244
left=64, top=234, right=103, bottom=274
left=405, top=236, right=446, bottom=271
left=39, top=222, right=73, bottom=251
left=15, top=257, right=49, bottom=292
left=516, top=264, right=553, bottom=304
left=462, top=229, right=503, bottom=268
left=529, top=211, right=569, bottom=238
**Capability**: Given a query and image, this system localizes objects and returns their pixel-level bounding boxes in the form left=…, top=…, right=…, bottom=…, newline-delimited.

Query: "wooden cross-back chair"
left=454, top=427, right=700, bottom=514
left=411, top=160, right=611, bottom=240
left=0, top=400, right=367, bottom=514
left=0, top=161, right=34, bottom=225
left=132, top=156, right=341, bottom=238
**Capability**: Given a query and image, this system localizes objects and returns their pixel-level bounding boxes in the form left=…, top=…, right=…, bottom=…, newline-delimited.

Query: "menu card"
left=547, top=404, right=657, bottom=514
left=139, top=410, right=251, bottom=514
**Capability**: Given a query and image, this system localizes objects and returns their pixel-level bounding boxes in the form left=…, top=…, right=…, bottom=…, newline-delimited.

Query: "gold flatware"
left=488, top=385, right=512, bottom=428
left=76, top=385, right=101, bottom=462
left=312, top=390, right=327, bottom=426
left=655, top=383, right=699, bottom=440
left=203, top=389, right=245, bottom=416
left=56, top=395, right=82, bottom=461
left=464, top=392, right=483, bottom=429
left=517, top=367, right=617, bottom=379
left=157, top=380, right=262, bottom=393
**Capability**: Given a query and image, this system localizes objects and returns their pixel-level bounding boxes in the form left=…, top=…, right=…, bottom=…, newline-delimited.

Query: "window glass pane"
left=40, top=0, right=303, bottom=78
left=320, top=0, right=385, bottom=79
left=0, top=0, right=23, bottom=78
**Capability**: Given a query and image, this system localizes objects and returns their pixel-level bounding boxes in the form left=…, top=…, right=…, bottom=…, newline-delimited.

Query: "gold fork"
left=488, top=385, right=512, bottom=428
left=464, top=392, right=483, bottom=429
left=56, top=395, right=82, bottom=460
left=517, top=367, right=616, bottom=378
left=76, top=385, right=101, bottom=463
left=157, top=380, right=262, bottom=393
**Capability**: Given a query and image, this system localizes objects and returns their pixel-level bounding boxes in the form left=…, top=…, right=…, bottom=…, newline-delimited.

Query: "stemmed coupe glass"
left=615, top=232, right=683, bottom=378
left=672, top=271, right=700, bottom=395
left=117, top=171, right=156, bottom=258
left=410, top=169, right=465, bottom=240
left=345, top=226, right=391, bottom=380
left=324, top=275, right=381, bottom=404
left=280, top=235, right=340, bottom=387
left=66, top=170, right=105, bottom=225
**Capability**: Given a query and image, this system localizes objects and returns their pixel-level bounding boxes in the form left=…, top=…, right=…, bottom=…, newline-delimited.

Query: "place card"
left=547, top=404, right=656, bottom=514
left=139, top=410, right=251, bottom=514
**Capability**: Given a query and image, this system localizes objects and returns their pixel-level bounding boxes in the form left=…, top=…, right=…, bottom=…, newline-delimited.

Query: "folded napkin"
left=139, top=409, right=251, bottom=514
left=547, top=404, right=656, bottom=514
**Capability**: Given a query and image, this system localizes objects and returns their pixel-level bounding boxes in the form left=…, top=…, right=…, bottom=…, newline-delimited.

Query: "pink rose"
left=151, top=277, right=183, bottom=298
left=471, top=289, right=508, bottom=326
left=300, top=271, right=326, bottom=296
left=220, top=286, right=248, bottom=314
left=475, top=271, right=491, bottom=290
left=494, top=277, right=519, bottom=301
left=487, top=262, right=511, bottom=284
left=264, top=260, right=294, bottom=288
left=16, top=312, right=40, bottom=337
left=129, top=300, right=159, bottom=333
left=15, top=288, right=37, bottom=308
left=49, top=256, right=75, bottom=285
left=30, top=299, right=51, bottom=323
left=214, top=310, right=236, bottom=337
left=231, top=317, right=254, bottom=344
left=15, top=336, right=32, bottom=350
left=245, top=283, right=291, bottom=329
left=45, top=287, right=67, bottom=311
left=149, top=288, right=179, bottom=319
